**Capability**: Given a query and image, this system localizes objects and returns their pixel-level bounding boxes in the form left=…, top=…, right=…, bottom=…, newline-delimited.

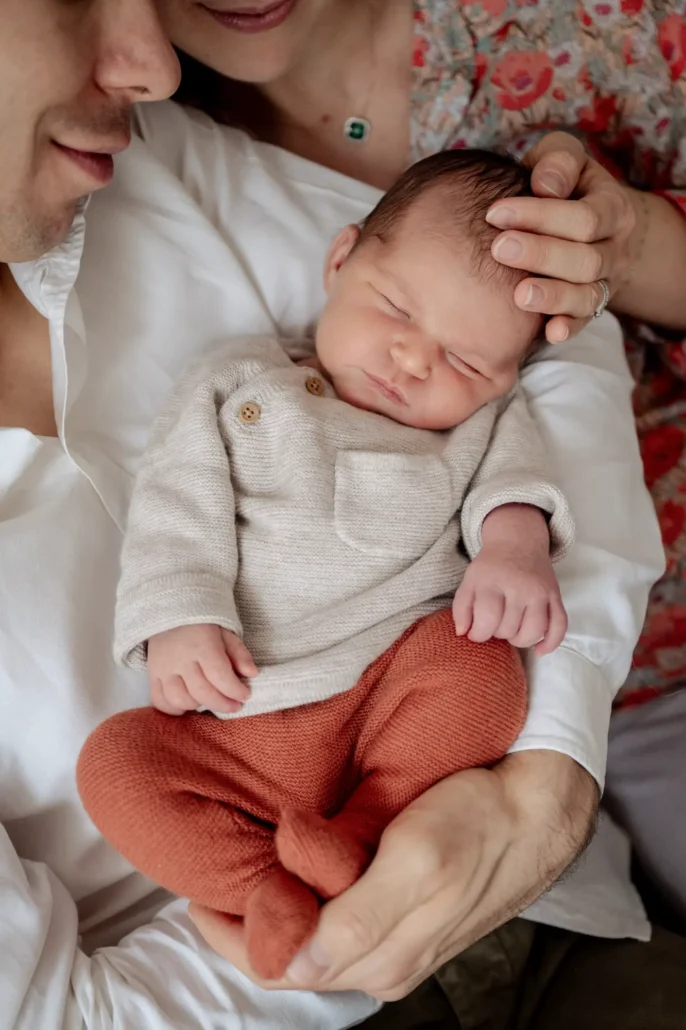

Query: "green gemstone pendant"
left=344, top=116, right=371, bottom=143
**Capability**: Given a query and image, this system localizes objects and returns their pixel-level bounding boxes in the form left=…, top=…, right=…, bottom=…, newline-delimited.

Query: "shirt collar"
left=9, top=196, right=88, bottom=318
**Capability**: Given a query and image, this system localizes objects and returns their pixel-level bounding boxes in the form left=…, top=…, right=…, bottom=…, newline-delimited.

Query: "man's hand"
left=189, top=750, right=598, bottom=1000
left=453, top=504, right=568, bottom=655
left=147, top=624, right=257, bottom=715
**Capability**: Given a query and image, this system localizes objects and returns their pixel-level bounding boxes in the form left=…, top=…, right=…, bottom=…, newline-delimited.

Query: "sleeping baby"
left=78, top=149, right=574, bottom=980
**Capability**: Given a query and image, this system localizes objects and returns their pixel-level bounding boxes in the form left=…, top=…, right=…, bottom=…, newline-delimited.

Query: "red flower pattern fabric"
left=411, top=0, right=686, bottom=707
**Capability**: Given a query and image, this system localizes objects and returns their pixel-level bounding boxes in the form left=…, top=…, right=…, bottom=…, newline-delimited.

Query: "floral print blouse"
left=409, top=0, right=686, bottom=707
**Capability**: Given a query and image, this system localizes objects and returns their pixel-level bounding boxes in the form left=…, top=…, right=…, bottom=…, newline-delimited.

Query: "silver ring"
left=592, top=279, right=611, bottom=318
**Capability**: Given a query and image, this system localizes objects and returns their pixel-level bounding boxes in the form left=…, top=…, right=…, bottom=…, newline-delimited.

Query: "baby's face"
left=315, top=211, right=539, bottom=431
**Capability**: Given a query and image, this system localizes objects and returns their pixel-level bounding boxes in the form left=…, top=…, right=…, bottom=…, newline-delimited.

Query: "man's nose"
left=94, top=0, right=181, bottom=104
left=390, top=338, right=432, bottom=380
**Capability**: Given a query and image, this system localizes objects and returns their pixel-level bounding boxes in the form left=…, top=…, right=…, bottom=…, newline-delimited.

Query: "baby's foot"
left=244, top=867, right=320, bottom=980
left=276, top=809, right=371, bottom=900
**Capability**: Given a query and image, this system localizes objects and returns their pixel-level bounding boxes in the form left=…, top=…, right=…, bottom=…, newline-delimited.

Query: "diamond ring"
left=592, top=279, right=611, bottom=318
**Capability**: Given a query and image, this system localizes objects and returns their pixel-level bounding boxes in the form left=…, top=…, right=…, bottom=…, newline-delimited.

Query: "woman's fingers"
left=544, top=315, right=590, bottom=344
left=523, top=132, right=588, bottom=200
left=514, top=276, right=610, bottom=319
left=492, top=231, right=612, bottom=284
left=486, top=189, right=625, bottom=245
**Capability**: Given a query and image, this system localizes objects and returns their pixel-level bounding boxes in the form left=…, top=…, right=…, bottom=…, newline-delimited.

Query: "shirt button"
left=239, top=402, right=261, bottom=424
left=305, top=376, right=325, bottom=396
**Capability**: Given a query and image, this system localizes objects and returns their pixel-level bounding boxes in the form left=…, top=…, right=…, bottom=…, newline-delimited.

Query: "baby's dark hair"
left=358, top=148, right=533, bottom=286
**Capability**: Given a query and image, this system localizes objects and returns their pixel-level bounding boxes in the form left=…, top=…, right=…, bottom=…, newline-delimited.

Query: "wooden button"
left=239, top=402, right=261, bottom=424
left=305, top=376, right=325, bottom=396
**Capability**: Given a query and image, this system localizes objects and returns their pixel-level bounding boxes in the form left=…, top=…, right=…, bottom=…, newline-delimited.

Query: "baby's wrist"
left=480, top=503, right=550, bottom=553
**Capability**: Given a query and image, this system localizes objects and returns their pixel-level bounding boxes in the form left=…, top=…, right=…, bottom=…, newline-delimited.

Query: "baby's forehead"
left=373, top=227, right=539, bottom=363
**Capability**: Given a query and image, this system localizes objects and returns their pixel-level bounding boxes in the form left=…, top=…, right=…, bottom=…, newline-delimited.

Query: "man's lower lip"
left=201, top=0, right=296, bottom=32
left=53, top=143, right=115, bottom=185
left=365, top=373, right=406, bottom=405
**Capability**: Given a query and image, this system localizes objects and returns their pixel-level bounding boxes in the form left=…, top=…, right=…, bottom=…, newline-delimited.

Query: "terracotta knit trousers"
left=77, top=610, right=526, bottom=979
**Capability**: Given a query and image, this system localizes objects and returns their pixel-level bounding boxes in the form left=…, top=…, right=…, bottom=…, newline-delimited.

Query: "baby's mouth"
left=364, top=372, right=407, bottom=407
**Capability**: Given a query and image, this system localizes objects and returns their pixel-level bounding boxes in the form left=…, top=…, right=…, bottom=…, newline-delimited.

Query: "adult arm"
left=0, top=824, right=378, bottom=1029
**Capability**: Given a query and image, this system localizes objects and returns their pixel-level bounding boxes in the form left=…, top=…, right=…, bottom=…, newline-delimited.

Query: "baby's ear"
left=323, top=224, right=361, bottom=292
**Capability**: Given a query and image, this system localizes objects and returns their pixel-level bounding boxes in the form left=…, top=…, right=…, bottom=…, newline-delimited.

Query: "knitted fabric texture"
left=114, top=336, right=573, bottom=717
left=78, top=610, right=527, bottom=979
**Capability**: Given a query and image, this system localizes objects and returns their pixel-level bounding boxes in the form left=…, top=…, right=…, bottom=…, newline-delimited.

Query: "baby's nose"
left=390, top=340, right=432, bottom=380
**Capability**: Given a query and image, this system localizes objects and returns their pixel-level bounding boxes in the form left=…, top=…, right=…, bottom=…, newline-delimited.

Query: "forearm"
left=612, top=189, right=686, bottom=330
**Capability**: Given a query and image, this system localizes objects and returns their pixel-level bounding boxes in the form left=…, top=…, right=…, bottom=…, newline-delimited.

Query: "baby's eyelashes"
left=378, top=292, right=411, bottom=320
left=445, top=351, right=482, bottom=379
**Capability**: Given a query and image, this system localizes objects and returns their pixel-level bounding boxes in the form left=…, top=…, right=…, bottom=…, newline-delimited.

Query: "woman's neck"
left=256, top=0, right=414, bottom=188
left=261, top=0, right=385, bottom=117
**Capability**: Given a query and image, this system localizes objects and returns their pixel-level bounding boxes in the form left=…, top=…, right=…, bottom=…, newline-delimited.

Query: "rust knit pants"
left=77, top=610, right=526, bottom=979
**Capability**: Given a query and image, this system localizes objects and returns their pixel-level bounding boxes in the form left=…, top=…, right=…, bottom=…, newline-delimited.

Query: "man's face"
left=0, top=0, right=181, bottom=263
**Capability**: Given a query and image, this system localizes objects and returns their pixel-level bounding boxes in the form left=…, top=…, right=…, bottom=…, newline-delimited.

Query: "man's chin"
left=3, top=201, right=80, bottom=263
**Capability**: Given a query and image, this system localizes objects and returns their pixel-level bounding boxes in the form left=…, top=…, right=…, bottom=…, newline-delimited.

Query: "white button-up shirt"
left=0, top=101, right=663, bottom=1029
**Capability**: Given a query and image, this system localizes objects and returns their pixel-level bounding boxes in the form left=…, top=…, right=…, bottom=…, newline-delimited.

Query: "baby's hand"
left=453, top=506, right=568, bottom=656
left=147, top=624, right=257, bottom=716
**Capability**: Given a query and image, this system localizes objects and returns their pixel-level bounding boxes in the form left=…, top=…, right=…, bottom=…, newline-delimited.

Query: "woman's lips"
left=200, top=0, right=297, bottom=33
left=364, top=372, right=407, bottom=406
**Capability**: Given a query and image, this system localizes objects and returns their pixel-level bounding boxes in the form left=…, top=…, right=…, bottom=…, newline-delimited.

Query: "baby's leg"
left=277, top=608, right=527, bottom=898
left=77, top=707, right=320, bottom=978
left=78, top=707, right=284, bottom=911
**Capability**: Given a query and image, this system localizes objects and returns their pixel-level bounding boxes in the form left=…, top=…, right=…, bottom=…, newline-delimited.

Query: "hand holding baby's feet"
left=147, top=624, right=257, bottom=715
left=453, top=543, right=567, bottom=656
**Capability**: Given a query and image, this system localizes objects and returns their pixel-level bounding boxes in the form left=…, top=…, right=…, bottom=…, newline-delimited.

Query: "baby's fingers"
left=187, top=663, right=245, bottom=714
left=160, top=674, right=199, bottom=714
left=201, top=648, right=251, bottom=703
left=452, top=587, right=475, bottom=636
left=535, top=599, right=568, bottom=656
left=468, top=591, right=505, bottom=643
left=222, top=631, right=258, bottom=678
left=512, top=604, right=549, bottom=650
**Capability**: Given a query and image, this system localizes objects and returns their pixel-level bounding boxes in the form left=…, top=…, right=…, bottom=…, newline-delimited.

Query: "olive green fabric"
left=362, top=920, right=686, bottom=1030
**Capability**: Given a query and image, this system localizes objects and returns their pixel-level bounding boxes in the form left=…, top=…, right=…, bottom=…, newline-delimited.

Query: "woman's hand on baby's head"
left=147, top=624, right=257, bottom=716
left=486, top=131, right=641, bottom=345
left=453, top=505, right=567, bottom=656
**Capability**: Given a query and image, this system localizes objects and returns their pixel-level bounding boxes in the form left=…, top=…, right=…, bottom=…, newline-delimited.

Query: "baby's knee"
left=76, top=707, right=164, bottom=819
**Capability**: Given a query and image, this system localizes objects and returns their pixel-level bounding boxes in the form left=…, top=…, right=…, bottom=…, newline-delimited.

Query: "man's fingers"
left=492, top=231, right=612, bottom=284
left=523, top=132, right=588, bottom=199
left=287, top=822, right=426, bottom=987
left=514, top=276, right=610, bottom=319
left=486, top=190, right=625, bottom=245
left=187, top=904, right=290, bottom=988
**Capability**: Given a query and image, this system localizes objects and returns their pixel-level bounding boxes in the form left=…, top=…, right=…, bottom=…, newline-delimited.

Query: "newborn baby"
left=78, top=150, right=574, bottom=980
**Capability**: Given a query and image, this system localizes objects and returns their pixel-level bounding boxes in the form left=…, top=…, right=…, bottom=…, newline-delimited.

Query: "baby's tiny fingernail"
left=486, top=205, right=516, bottom=228
left=538, top=170, right=566, bottom=197
left=493, top=236, right=523, bottom=262
left=524, top=284, right=544, bottom=308
left=285, top=940, right=331, bottom=985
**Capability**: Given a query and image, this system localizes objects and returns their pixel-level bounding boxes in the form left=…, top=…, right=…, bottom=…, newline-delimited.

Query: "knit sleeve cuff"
left=114, top=573, right=242, bottom=670
left=461, top=473, right=576, bottom=563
